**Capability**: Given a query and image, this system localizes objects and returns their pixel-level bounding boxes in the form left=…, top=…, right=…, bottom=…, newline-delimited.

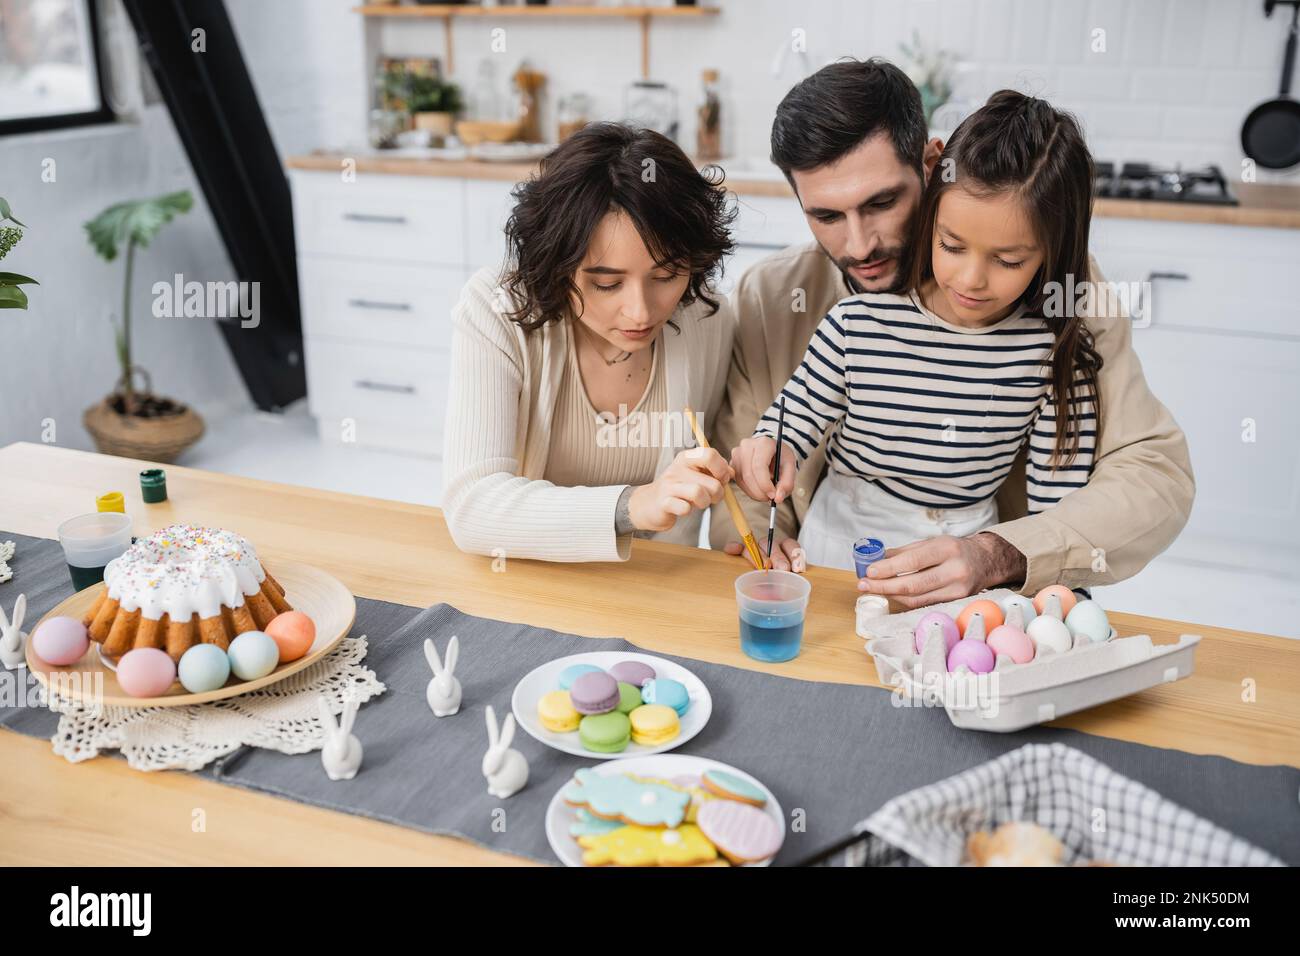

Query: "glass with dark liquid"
left=57, top=512, right=133, bottom=591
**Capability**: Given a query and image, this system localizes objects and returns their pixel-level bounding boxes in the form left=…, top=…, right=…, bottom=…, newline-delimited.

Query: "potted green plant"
left=0, top=198, right=38, bottom=310
left=81, top=189, right=206, bottom=463
left=390, top=68, right=463, bottom=138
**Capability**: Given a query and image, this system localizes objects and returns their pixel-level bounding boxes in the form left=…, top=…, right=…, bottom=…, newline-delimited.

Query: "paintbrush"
left=683, top=406, right=765, bottom=572
left=767, top=396, right=786, bottom=569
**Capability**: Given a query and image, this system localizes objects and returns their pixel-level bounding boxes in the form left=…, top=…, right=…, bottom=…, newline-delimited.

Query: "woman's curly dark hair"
left=501, top=122, right=736, bottom=332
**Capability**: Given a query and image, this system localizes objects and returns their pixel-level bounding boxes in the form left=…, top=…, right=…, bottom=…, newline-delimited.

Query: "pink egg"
left=914, top=612, right=960, bottom=656
left=265, top=611, right=316, bottom=663
left=31, top=616, right=89, bottom=666
left=947, top=638, right=995, bottom=674
left=116, top=647, right=177, bottom=698
left=987, top=625, right=1036, bottom=664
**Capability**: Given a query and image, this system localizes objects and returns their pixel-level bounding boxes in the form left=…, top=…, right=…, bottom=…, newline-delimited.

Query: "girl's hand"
left=723, top=536, right=804, bottom=572
left=730, top=436, right=797, bottom=504
left=628, top=447, right=732, bottom=533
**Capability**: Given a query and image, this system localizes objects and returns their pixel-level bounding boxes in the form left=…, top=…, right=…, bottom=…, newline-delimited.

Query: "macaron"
left=609, top=660, right=656, bottom=687
left=537, top=689, right=580, bottom=733
left=578, top=711, right=631, bottom=753
left=569, top=671, right=621, bottom=715
left=639, top=677, right=690, bottom=717
left=628, top=703, right=680, bottom=747
left=615, top=681, right=642, bottom=714
left=558, top=663, right=604, bottom=690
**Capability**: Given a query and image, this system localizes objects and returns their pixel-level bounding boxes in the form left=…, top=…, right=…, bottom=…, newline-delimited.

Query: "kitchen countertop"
left=287, top=152, right=1300, bottom=230
left=1, top=441, right=1297, bottom=865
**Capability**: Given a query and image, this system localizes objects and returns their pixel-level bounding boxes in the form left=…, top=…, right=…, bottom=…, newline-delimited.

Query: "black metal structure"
left=122, top=0, right=304, bottom=411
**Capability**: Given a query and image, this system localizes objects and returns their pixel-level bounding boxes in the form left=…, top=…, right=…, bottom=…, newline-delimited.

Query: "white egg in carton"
left=857, top=588, right=1200, bottom=732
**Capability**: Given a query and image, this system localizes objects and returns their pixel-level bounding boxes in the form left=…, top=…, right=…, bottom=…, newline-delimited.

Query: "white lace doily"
left=40, top=635, right=386, bottom=772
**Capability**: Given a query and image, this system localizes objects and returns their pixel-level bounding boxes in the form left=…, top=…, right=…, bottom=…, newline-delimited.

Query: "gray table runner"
left=2, top=530, right=1297, bottom=866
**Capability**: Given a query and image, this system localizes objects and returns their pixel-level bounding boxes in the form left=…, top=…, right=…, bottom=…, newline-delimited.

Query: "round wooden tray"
left=26, top=561, right=356, bottom=708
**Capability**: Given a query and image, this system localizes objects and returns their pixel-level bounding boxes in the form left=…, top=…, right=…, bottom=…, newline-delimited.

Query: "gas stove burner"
left=1094, top=161, right=1239, bottom=205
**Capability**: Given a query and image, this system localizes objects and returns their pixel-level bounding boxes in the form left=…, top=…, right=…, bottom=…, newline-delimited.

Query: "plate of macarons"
left=545, top=754, right=786, bottom=867
left=511, top=651, right=711, bottom=759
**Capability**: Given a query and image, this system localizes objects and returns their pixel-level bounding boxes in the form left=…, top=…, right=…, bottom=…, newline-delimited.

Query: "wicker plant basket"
left=83, top=394, right=205, bottom=463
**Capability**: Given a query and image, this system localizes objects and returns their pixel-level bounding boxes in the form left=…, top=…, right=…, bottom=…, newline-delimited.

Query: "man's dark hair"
left=770, top=58, right=928, bottom=182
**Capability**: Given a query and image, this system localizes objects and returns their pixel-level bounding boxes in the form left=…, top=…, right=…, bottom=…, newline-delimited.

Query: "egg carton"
left=857, top=589, right=1200, bottom=733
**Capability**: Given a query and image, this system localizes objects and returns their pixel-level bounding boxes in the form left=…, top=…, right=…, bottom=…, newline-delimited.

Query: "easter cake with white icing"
left=82, top=524, right=292, bottom=662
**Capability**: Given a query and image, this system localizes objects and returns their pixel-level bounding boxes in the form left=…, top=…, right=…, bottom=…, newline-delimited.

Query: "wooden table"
left=1, top=442, right=1296, bottom=865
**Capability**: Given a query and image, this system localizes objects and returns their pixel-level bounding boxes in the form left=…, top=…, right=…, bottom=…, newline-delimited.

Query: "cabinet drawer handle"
left=354, top=379, right=417, bottom=394
left=342, top=212, right=408, bottom=224
left=1134, top=271, right=1189, bottom=328
left=347, top=298, right=412, bottom=312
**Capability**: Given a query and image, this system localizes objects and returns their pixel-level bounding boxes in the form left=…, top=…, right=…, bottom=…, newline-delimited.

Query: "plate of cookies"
left=511, top=651, right=711, bottom=759
left=546, top=754, right=786, bottom=867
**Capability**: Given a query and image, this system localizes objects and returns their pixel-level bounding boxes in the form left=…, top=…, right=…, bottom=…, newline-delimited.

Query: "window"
left=0, top=0, right=113, bottom=135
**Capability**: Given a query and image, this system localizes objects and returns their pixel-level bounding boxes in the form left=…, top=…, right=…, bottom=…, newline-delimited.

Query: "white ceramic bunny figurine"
left=318, top=694, right=363, bottom=781
left=0, top=593, right=28, bottom=670
left=424, top=635, right=462, bottom=717
left=482, top=704, right=528, bottom=799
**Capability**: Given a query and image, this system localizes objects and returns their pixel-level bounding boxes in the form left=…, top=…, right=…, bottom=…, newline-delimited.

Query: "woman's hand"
left=723, top=536, right=805, bottom=572
left=628, top=447, right=733, bottom=533
left=730, top=436, right=797, bottom=504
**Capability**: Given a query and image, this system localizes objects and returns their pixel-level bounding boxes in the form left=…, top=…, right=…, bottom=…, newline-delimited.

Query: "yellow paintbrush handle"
left=685, top=407, right=765, bottom=571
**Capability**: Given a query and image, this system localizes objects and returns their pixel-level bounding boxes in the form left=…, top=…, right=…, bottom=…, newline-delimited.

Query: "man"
left=711, top=58, right=1194, bottom=609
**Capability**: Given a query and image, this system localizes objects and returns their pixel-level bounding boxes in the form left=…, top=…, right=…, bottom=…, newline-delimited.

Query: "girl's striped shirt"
left=754, top=291, right=1096, bottom=512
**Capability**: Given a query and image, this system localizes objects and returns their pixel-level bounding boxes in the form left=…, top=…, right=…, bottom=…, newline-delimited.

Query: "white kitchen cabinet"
left=465, top=178, right=519, bottom=273
left=299, top=257, right=463, bottom=350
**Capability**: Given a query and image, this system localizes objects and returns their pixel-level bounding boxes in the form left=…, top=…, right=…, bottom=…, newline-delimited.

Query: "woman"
left=442, top=123, right=737, bottom=562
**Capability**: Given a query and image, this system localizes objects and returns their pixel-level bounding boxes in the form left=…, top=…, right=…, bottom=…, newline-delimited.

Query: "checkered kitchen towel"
left=801, top=743, right=1284, bottom=867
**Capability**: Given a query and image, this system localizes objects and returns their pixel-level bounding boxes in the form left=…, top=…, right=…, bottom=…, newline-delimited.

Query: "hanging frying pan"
left=1241, top=0, right=1300, bottom=169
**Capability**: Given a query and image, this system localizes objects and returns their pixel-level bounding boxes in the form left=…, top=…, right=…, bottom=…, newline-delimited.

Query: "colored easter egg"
left=31, top=616, right=89, bottom=666
left=1065, top=600, right=1112, bottom=644
left=116, top=647, right=177, bottom=698
left=987, top=624, right=1036, bottom=664
left=227, top=630, right=280, bottom=681
left=956, top=600, right=1004, bottom=636
left=177, top=643, right=232, bottom=693
left=947, top=638, right=995, bottom=674
left=1027, top=615, right=1073, bottom=655
left=1000, top=594, right=1038, bottom=628
left=913, top=611, right=960, bottom=656
left=265, top=610, right=316, bottom=663
left=1033, top=585, right=1078, bottom=617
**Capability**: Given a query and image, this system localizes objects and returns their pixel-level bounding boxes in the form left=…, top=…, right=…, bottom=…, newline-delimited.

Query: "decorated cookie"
left=569, top=808, right=624, bottom=839
left=608, top=660, right=656, bottom=687
left=578, top=711, right=631, bottom=753
left=569, top=671, right=621, bottom=715
left=558, top=663, right=604, bottom=691
left=627, top=703, right=680, bottom=747
left=696, top=800, right=783, bottom=864
left=636, top=774, right=716, bottom=823
left=615, top=681, right=642, bottom=715
left=701, top=769, right=768, bottom=807
left=562, top=769, right=690, bottom=828
left=578, top=824, right=718, bottom=867
left=639, top=677, right=690, bottom=716
left=537, top=690, right=580, bottom=733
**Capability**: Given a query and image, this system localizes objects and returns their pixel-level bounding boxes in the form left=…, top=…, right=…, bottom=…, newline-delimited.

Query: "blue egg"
left=640, top=678, right=690, bottom=717
left=178, top=643, right=232, bottom=693
left=227, top=630, right=280, bottom=681
left=558, top=663, right=603, bottom=691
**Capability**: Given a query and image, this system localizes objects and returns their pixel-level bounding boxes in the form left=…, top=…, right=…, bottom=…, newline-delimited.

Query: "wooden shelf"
left=355, top=4, right=719, bottom=18
left=356, top=4, right=719, bottom=77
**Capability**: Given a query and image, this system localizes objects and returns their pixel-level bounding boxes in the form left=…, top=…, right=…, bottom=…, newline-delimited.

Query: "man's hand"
left=723, top=536, right=804, bottom=572
left=856, top=532, right=1027, bottom=609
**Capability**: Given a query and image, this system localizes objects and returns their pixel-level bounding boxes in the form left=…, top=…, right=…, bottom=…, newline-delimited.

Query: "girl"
left=442, top=123, right=737, bottom=562
left=731, top=90, right=1102, bottom=577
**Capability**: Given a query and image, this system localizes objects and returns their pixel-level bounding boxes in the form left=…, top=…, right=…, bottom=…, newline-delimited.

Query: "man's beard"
left=820, top=205, right=920, bottom=295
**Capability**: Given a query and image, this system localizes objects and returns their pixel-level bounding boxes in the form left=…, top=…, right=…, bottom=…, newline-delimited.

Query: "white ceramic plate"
left=511, top=651, right=711, bottom=759
left=545, top=754, right=785, bottom=867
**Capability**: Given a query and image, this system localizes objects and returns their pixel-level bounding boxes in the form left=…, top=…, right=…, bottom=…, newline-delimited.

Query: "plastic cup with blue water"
left=735, top=569, right=812, bottom=663
left=853, top=537, right=885, bottom=578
